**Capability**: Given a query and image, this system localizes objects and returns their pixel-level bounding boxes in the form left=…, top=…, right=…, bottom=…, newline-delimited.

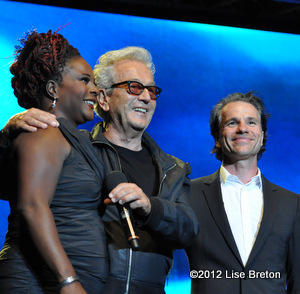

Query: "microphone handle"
left=117, top=204, right=140, bottom=251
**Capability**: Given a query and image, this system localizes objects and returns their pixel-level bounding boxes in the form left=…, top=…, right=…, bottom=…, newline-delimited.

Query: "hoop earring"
left=52, top=97, right=58, bottom=109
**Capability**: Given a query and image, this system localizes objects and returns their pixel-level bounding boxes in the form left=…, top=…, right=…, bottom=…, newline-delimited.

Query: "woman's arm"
left=14, top=126, right=86, bottom=293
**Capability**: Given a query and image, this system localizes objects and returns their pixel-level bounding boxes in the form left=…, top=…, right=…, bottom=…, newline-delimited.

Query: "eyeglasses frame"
left=108, top=80, right=162, bottom=100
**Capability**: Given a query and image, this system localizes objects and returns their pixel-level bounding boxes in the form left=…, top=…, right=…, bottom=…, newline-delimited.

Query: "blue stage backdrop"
left=0, top=1, right=299, bottom=292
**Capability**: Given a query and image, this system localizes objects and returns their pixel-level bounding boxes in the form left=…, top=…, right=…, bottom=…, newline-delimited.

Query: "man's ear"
left=46, top=80, right=59, bottom=99
left=261, top=131, right=264, bottom=146
left=97, top=89, right=110, bottom=112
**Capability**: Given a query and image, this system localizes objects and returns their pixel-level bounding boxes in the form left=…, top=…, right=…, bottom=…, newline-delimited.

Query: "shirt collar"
left=220, top=165, right=262, bottom=188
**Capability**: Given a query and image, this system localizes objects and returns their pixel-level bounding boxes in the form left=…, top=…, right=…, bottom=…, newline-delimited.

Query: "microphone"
left=104, top=171, right=140, bottom=251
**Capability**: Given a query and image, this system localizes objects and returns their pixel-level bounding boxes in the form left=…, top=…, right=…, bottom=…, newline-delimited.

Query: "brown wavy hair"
left=10, top=29, right=81, bottom=109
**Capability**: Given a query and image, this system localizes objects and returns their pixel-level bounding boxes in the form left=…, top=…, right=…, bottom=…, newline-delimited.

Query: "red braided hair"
left=10, top=29, right=81, bottom=109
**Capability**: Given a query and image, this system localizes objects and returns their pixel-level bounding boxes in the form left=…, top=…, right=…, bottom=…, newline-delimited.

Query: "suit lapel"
left=203, top=170, right=243, bottom=266
left=246, top=176, right=278, bottom=266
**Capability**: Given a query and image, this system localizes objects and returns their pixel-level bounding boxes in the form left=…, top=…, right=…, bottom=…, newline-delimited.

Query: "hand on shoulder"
left=1, top=108, right=59, bottom=146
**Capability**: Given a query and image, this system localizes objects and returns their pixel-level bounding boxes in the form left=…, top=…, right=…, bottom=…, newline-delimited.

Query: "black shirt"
left=107, top=142, right=161, bottom=251
left=110, top=142, right=159, bottom=197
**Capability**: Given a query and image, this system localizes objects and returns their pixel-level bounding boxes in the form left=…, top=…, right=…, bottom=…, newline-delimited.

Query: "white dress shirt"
left=220, top=165, right=264, bottom=266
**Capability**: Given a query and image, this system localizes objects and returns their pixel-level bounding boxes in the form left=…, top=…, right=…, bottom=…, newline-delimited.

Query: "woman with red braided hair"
left=0, top=30, right=108, bottom=293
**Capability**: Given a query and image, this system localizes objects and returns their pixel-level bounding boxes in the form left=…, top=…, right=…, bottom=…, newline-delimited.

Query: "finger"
left=21, top=118, right=48, bottom=130
left=114, top=190, right=145, bottom=205
left=22, top=108, right=59, bottom=128
left=110, top=190, right=135, bottom=204
left=108, top=183, right=136, bottom=200
left=21, top=125, right=38, bottom=133
left=25, top=115, right=59, bottom=128
left=36, top=114, right=59, bottom=127
left=118, top=193, right=137, bottom=205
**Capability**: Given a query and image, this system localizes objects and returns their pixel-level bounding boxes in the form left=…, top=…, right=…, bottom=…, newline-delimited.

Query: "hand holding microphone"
left=104, top=171, right=152, bottom=251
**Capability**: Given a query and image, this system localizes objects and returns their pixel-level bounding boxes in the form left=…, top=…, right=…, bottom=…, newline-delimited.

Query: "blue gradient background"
left=0, top=1, right=299, bottom=292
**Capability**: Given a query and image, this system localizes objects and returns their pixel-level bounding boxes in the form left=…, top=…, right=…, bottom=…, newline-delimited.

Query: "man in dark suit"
left=185, top=92, right=300, bottom=294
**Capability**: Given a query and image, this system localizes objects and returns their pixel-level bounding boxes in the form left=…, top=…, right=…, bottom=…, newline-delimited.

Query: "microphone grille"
left=105, top=171, right=128, bottom=192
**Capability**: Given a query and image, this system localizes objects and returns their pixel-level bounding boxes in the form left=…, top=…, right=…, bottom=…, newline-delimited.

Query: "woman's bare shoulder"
left=14, top=126, right=70, bottom=158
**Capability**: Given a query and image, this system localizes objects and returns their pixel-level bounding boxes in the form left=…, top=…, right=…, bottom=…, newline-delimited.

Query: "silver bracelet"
left=58, top=275, right=80, bottom=289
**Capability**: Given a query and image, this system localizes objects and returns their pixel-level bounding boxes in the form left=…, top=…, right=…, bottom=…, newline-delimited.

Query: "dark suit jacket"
left=185, top=170, right=300, bottom=294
